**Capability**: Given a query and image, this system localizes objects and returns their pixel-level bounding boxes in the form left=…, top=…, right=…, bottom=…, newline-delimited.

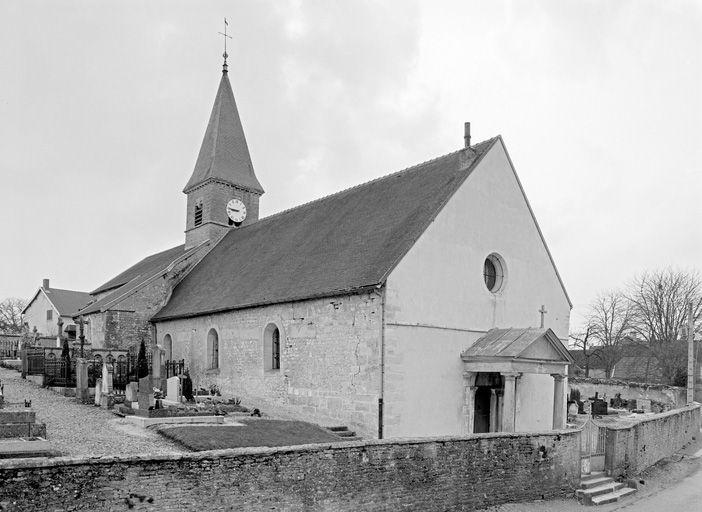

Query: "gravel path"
left=0, top=367, right=184, bottom=457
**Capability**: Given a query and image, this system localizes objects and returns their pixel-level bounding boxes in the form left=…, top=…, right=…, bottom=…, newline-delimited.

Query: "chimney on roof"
left=464, top=122, right=471, bottom=148
left=42, top=278, right=49, bottom=289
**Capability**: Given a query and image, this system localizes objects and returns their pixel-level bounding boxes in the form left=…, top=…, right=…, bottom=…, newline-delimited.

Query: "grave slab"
left=123, top=415, right=227, bottom=428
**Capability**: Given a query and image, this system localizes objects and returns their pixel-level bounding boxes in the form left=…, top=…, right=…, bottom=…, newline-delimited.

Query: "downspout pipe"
left=378, top=285, right=386, bottom=439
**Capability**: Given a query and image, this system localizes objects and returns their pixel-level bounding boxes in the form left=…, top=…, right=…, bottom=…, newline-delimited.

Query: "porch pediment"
left=461, top=328, right=573, bottom=375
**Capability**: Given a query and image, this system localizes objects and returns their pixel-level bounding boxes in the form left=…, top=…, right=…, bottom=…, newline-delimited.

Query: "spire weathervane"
left=218, top=17, right=232, bottom=73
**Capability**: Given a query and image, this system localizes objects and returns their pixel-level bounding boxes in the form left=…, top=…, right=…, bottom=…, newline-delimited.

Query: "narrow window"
left=46, top=310, right=53, bottom=321
left=194, top=201, right=203, bottom=227
left=263, top=323, right=282, bottom=371
left=207, top=328, right=219, bottom=369
left=163, top=334, right=173, bottom=361
left=272, top=327, right=280, bottom=370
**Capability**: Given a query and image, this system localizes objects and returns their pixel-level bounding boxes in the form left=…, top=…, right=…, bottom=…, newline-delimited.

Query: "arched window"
left=207, top=328, right=219, bottom=369
left=263, top=323, right=281, bottom=371
left=163, top=334, right=173, bottom=361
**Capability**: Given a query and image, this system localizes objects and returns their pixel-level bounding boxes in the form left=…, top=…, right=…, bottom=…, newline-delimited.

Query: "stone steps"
left=577, top=473, right=637, bottom=506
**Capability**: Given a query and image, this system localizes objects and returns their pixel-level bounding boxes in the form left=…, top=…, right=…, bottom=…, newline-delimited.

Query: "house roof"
left=91, top=244, right=187, bottom=295
left=152, top=137, right=498, bottom=321
left=183, top=70, right=263, bottom=194
left=80, top=243, right=205, bottom=316
left=22, top=287, right=92, bottom=318
left=462, top=328, right=574, bottom=363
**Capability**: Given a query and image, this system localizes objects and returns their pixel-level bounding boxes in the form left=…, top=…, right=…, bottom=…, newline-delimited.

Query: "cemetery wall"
left=0, top=430, right=580, bottom=511
left=604, top=403, right=700, bottom=477
left=569, top=377, right=686, bottom=411
left=153, top=291, right=382, bottom=438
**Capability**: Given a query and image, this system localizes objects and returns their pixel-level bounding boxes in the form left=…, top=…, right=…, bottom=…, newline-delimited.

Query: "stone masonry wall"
left=569, top=377, right=686, bottom=411
left=85, top=246, right=209, bottom=351
left=0, top=431, right=580, bottom=511
left=605, top=404, right=701, bottom=477
left=154, top=291, right=382, bottom=437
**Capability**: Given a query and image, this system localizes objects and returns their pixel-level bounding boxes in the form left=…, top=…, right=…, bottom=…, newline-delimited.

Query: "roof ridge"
left=46, top=287, right=90, bottom=294
left=235, top=137, right=498, bottom=232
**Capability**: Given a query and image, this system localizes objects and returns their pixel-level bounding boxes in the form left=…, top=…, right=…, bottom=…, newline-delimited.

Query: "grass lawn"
left=156, top=419, right=343, bottom=450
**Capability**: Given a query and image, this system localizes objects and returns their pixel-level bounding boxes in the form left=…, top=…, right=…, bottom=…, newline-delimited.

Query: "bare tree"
left=627, top=268, right=702, bottom=385
left=0, top=298, right=26, bottom=334
left=569, top=322, right=598, bottom=377
left=587, top=290, right=634, bottom=378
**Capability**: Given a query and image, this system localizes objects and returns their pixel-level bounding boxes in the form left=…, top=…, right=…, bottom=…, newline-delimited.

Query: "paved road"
left=613, top=459, right=702, bottom=511
left=0, top=366, right=183, bottom=457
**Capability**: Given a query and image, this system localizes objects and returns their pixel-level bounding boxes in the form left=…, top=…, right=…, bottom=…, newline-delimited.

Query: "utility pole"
left=687, top=301, right=694, bottom=404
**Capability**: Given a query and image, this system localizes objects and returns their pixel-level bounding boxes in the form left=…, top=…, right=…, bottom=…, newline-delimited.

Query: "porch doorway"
left=474, top=387, right=491, bottom=433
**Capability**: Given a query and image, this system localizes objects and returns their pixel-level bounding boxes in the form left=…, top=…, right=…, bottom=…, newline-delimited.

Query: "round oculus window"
left=483, top=254, right=505, bottom=292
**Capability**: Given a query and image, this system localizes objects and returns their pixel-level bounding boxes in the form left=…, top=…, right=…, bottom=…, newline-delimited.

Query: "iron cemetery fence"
left=21, top=347, right=164, bottom=391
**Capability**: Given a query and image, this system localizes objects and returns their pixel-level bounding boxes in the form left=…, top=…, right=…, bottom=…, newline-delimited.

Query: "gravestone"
left=125, top=382, right=138, bottom=403
left=94, top=378, right=103, bottom=406
left=100, top=363, right=114, bottom=409
left=182, top=372, right=194, bottom=402
left=138, top=376, right=153, bottom=410
left=166, top=376, right=181, bottom=403
left=101, top=363, right=113, bottom=394
left=582, top=399, right=592, bottom=416
left=75, top=359, right=89, bottom=403
left=636, top=398, right=652, bottom=412
left=152, top=345, right=166, bottom=392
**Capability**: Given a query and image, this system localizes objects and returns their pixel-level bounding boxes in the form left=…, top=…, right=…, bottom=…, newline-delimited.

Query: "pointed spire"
left=183, top=67, right=263, bottom=194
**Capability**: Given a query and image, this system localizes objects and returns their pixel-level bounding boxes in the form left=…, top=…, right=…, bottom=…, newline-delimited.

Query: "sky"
left=1, top=0, right=700, bottom=330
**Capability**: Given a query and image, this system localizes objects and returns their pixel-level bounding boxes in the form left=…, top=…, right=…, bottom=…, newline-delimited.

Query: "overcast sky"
left=1, top=0, right=700, bottom=329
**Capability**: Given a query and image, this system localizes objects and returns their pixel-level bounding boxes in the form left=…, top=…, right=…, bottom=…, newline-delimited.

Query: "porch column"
left=462, top=371, right=477, bottom=434
left=500, top=372, right=520, bottom=432
left=551, top=373, right=566, bottom=429
left=489, top=389, right=500, bottom=432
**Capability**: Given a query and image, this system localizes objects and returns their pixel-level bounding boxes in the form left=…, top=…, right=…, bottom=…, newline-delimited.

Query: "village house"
left=22, top=279, right=91, bottom=342
left=71, top=55, right=573, bottom=439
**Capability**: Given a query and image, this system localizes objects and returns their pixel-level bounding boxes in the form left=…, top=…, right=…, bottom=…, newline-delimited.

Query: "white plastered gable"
left=384, top=137, right=571, bottom=340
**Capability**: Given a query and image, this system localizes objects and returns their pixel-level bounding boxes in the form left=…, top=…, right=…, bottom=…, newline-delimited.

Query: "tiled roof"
left=152, top=138, right=497, bottom=321
left=43, top=288, right=92, bottom=317
left=463, top=327, right=573, bottom=362
left=80, top=244, right=204, bottom=316
left=91, top=244, right=186, bottom=295
left=183, top=70, right=263, bottom=194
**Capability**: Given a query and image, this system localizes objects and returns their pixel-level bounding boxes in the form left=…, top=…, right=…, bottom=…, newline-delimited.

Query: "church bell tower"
left=184, top=52, right=264, bottom=250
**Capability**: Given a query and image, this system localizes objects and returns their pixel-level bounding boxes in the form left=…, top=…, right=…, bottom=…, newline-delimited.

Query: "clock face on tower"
left=226, top=199, right=247, bottom=223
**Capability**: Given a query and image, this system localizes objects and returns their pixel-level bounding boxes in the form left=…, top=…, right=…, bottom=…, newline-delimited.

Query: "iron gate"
left=580, top=416, right=607, bottom=474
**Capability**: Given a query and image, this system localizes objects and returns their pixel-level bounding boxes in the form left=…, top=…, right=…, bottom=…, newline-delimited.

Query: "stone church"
left=75, top=57, right=573, bottom=439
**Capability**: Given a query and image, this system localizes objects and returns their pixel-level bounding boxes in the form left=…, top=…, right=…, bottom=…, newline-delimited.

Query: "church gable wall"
left=85, top=248, right=208, bottom=350
left=383, top=140, right=571, bottom=438
left=154, top=292, right=382, bottom=437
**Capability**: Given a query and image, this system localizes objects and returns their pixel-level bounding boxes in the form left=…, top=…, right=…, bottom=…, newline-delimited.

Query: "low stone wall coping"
left=569, top=376, right=684, bottom=392
left=603, top=403, right=700, bottom=431
left=0, top=428, right=578, bottom=470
